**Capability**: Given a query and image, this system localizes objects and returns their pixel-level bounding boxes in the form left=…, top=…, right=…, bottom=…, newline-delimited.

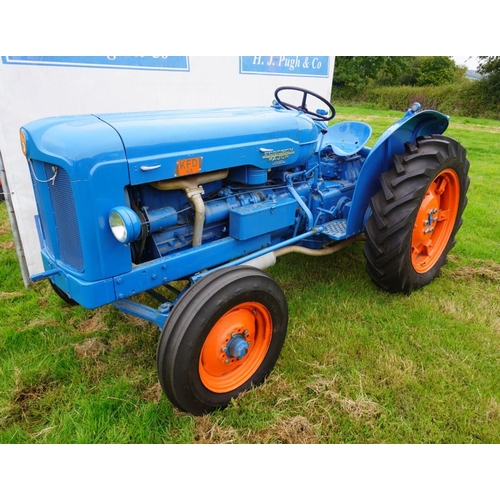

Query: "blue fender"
left=345, top=105, right=450, bottom=237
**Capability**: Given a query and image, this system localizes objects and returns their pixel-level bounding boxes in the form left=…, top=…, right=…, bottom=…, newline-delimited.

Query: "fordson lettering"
left=261, top=148, right=295, bottom=164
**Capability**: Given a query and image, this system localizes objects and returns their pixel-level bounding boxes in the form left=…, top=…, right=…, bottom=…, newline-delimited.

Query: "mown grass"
left=0, top=107, right=499, bottom=443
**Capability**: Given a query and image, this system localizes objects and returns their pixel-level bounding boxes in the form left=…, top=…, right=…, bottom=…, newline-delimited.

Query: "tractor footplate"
left=321, top=219, right=347, bottom=240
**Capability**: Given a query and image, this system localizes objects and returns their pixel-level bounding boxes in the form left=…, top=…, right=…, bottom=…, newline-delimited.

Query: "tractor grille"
left=38, top=163, right=84, bottom=271
left=44, top=164, right=84, bottom=271
left=30, top=165, right=54, bottom=256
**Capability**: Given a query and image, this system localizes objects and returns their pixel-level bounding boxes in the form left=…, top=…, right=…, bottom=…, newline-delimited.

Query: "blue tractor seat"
left=321, top=121, right=372, bottom=157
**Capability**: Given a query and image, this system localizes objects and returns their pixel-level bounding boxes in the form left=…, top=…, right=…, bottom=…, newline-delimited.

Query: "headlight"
left=109, top=207, right=142, bottom=244
left=20, top=129, right=27, bottom=156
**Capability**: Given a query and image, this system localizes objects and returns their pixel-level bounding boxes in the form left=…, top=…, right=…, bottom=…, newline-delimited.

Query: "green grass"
left=1, top=107, right=499, bottom=443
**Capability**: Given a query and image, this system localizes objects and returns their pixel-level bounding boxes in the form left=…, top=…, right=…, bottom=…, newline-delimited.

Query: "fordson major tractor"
left=20, top=87, right=470, bottom=415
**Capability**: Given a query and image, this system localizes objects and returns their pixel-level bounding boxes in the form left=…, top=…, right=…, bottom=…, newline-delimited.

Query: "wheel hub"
left=226, top=334, right=250, bottom=360
left=198, top=302, right=273, bottom=393
left=411, top=168, right=460, bottom=273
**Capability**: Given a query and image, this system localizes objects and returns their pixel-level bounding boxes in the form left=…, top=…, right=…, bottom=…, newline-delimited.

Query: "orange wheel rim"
left=199, top=302, right=273, bottom=393
left=411, top=168, right=460, bottom=273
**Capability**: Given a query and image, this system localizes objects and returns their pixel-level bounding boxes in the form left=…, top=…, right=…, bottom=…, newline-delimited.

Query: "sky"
left=453, top=56, right=480, bottom=71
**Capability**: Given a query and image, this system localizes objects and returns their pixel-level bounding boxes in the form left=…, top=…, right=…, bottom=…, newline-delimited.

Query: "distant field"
left=0, top=106, right=499, bottom=443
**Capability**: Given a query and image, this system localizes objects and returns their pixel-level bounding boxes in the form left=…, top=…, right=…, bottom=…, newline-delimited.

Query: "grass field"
left=1, top=106, right=499, bottom=444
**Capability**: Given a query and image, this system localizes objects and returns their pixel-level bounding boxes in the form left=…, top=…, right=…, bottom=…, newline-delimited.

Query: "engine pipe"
left=150, top=170, right=229, bottom=247
left=186, top=186, right=205, bottom=246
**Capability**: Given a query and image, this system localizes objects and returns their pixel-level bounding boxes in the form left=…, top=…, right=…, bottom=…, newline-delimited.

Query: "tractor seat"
left=321, top=121, right=372, bottom=157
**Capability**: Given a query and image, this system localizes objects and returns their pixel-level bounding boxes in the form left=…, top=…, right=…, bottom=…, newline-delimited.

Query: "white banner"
left=0, top=56, right=334, bottom=283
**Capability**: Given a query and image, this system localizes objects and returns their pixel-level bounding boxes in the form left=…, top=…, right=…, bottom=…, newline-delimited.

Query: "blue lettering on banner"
left=1, top=56, right=190, bottom=72
left=240, top=56, right=330, bottom=78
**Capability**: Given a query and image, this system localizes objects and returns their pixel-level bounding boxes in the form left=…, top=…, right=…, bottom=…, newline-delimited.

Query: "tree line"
left=331, top=56, right=500, bottom=120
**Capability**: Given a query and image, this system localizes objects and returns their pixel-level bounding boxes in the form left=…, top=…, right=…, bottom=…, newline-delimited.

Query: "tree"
left=333, top=57, right=385, bottom=90
left=375, top=57, right=418, bottom=86
left=476, top=56, right=500, bottom=104
left=477, top=56, right=500, bottom=75
left=333, top=56, right=464, bottom=90
left=380, top=57, right=465, bottom=87
left=332, top=57, right=412, bottom=90
left=415, top=57, right=463, bottom=86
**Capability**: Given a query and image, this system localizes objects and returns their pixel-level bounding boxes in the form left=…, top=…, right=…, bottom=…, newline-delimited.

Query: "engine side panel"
left=96, top=107, right=320, bottom=185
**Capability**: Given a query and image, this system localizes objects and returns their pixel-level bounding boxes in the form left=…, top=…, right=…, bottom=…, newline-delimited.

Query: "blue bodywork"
left=21, top=97, right=449, bottom=327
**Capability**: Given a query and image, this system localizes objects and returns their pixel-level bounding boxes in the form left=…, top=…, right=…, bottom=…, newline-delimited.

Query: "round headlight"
left=109, top=207, right=142, bottom=244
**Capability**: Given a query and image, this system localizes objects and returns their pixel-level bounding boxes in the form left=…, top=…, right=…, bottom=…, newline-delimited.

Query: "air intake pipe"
left=150, top=169, right=229, bottom=247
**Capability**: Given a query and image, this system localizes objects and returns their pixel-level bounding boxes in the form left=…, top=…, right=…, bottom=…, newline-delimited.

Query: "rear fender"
left=345, top=107, right=450, bottom=236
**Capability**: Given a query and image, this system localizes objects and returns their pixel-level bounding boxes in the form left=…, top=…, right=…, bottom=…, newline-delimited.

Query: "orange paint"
left=198, top=302, right=273, bottom=393
left=176, top=156, right=202, bottom=176
left=411, top=169, right=460, bottom=273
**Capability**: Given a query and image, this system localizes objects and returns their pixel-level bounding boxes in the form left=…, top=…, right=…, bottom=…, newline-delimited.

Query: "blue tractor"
left=20, top=87, right=470, bottom=415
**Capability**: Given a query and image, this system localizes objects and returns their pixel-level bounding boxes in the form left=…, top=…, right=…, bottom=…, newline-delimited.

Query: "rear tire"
left=157, top=266, right=288, bottom=415
left=364, top=135, right=470, bottom=294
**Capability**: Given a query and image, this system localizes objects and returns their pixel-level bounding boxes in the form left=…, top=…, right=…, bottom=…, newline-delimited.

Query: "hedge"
left=332, top=81, right=500, bottom=120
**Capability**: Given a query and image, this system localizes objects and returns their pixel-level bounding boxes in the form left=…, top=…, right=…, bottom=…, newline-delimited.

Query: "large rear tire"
left=157, top=266, right=288, bottom=415
left=364, top=135, right=470, bottom=294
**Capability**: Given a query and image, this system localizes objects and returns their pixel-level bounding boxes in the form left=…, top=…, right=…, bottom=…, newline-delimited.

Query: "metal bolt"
left=243, top=329, right=249, bottom=336
left=225, top=359, right=231, bottom=364
left=221, top=346, right=226, bottom=352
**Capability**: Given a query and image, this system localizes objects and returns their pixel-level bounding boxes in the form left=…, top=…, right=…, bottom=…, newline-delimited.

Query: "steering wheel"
left=274, top=86, right=336, bottom=121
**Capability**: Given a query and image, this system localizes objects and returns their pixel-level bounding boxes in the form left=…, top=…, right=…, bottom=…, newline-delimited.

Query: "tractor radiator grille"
left=30, top=165, right=54, bottom=256
left=43, top=163, right=84, bottom=271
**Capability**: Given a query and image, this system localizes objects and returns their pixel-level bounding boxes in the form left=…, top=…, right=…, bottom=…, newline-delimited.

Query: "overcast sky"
left=453, top=56, right=480, bottom=70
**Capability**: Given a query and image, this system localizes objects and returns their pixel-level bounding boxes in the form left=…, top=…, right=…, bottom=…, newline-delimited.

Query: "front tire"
left=49, top=280, right=78, bottom=306
left=364, top=135, right=470, bottom=294
left=157, top=266, right=288, bottom=415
